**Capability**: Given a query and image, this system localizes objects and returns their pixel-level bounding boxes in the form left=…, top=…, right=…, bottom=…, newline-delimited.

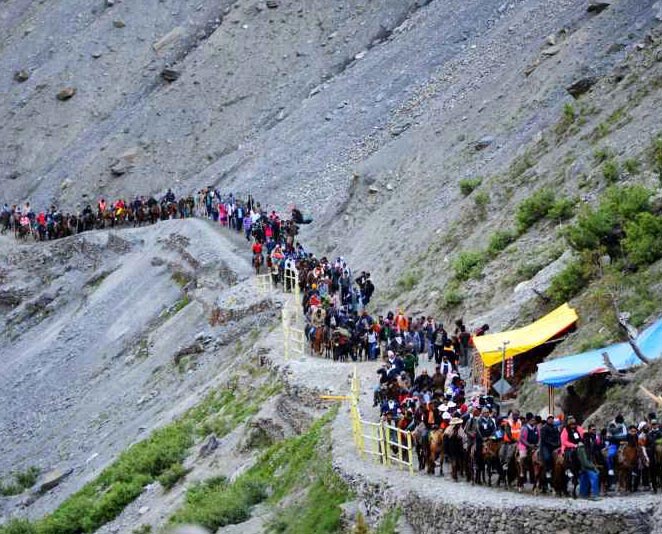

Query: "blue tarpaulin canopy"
left=536, top=319, right=662, bottom=387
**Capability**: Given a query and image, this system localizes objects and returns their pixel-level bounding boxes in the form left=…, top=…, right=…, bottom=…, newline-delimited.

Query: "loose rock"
left=587, top=0, right=611, bottom=13
left=37, top=468, right=73, bottom=493
left=112, top=19, right=125, bottom=28
left=161, top=68, right=181, bottom=82
left=13, top=70, right=30, bottom=83
left=56, top=87, right=76, bottom=101
left=566, top=77, right=598, bottom=98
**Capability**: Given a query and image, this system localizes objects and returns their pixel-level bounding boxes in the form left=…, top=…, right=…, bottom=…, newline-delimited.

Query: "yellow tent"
left=473, top=303, right=578, bottom=367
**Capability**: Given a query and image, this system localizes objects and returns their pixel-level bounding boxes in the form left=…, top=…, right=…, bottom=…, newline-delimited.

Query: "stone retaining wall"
left=335, top=467, right=654, bottom=534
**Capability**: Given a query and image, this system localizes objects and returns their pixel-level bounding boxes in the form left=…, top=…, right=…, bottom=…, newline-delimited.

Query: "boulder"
left=37, top=468, right=73, bottom=493
left=566, top=76, right=598, bottom=98
left=112, top=19, right=125, bottom=28
left=161, top=68, right=181, bottom=82
left=109, top=147, right=140, bottom=176
left=587, top=0, right=611, bottom=13
left=474, top=136, right=495, bottom=150
left=368, top=185, right=379, bottom=194
left=266, top=0, right=279, bottom=8
left=13, top=70, right=30, bottom=83
left=56, top=87, right=76, bottom=101
left=199, top=433, right=220, bottom=457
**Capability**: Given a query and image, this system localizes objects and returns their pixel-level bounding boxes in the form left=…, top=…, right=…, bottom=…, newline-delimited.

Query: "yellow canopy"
left=474, top=303, right=578, bottom=367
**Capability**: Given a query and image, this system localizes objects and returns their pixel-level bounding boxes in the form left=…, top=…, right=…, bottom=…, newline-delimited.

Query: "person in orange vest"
left=499, top=409, right=521, bottom=470
left=394, top=309, right=409, bottom=332
left=98, top=198, right=107, bottom=214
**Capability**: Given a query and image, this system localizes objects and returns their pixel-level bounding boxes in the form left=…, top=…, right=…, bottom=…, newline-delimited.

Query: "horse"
left=311, top=326, right=326, bottom=356
left=482, top=439, right=503, bottom=487
left=253, top=253, right=264, bottom=275
left=149, top=203, right=160, bottom=224
left=617, top=438, right=642, bottom=493
left=411, top=422, right=430, bottom=472
left=516, top=446, right=543, bottom=494
left=444, top=424, right=466, bottom=482
left=653, top=439, right=662, bottom=493
left=427, top=427, right=445, bottom=476
left=0, top=211, right=9, bottom=234
left=552, top=449, right=579, bottom=497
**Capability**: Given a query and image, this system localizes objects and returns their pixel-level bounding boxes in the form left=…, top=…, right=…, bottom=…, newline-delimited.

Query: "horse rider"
left=499, top=410, right=520, bottom=472
left=164, top=188, right=175, bottom=203
left=606, top=414, right=627, bottom=480
left=517, top=413, right=540, bottom=484
left=540, top=414, right=561, bottom=481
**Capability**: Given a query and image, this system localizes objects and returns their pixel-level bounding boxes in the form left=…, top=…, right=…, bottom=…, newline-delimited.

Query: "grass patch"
left=548, top=257, right=596, bottom=304
left=0, top=372, right=280, bottom=534
left=593, top=146, right=614, bottom=164
left=623, top=158, right=641, bottom=175
left=375, top=509, right=401, bottom=534
left=452, top=251, right=486, bottom=281
left=157, top=462, right=188, bottom=490
left=171, top=409, right=348, bottom=534
left=473, top=191, right=490, bottom=218
left=439, top=281, right=464, bottom=309
left=509, top=151, right=535, bottom=180
left=171, top=270, right=192, bottom=287
left=458, top=177, right=482, bottom=196
left=0, top=467, right=40, bottom=496
left=515, top=188, right=556, bottom=233
left=554, top=103, right=576, bottom=138
left=648, top=134, right=662, bottom=182
left=487, top=229, right=517, bottom=257
left=602, top=159, right=620, bottom=184
left=396, top=270, right=419, bottom=292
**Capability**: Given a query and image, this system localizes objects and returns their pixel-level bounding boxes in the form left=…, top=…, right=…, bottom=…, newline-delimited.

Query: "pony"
left=516, top=447, right=543, bottom=494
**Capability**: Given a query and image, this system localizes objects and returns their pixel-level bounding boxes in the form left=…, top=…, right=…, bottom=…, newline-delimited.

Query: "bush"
left=623, top=212, right=662, bottom=267
left=473, top=191, right=490, bottom=213
left=548, top=197, right=576, bottom=222
left=516, top=188, right=556, bottom=233
left=452, top=251, right=486, bottom=281
left=0, top=520, right=36, bottom=534
left=593, top=146, right=614, bottom=164
left=0, top=467, right=41, bottom=496
left=396, top=271, right=419, bottom=292
left=548, top=259, right=595, bottom=303
left=487, top=229, right=517, bottom=256
left=458, top=177, right=482, bottom=196
left=650, top=135, right=662, bottom=182
left=157, top=462, right=188, bottom=490
left=565, top=186, right=652, bottom=256
left=440, top=283, right=464, bottom=309
left=623, top=158, right=641, bottom=175
left=555, top=103, right=576, bottom=137
left=602, top=159, right=620, bottom=184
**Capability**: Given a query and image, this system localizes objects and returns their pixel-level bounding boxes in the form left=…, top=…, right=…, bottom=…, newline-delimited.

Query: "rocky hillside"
left=3, top=0, right=662, bottom=532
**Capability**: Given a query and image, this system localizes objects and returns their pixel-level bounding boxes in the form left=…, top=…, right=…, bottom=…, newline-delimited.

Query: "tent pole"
left=499, top=341, right=510, bottom=406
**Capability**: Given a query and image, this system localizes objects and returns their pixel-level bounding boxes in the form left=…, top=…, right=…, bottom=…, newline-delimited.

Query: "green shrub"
left=440, top=282, right=464, bottom=309
left=473, top=191, right=490, bottom=216
left=458, top=177, right=482, bottom=196
left=487, top=229, right=517, bottom=256
left=623, top=158, right=640, bottom=175
left=623, top=212, right=662, bottom=267
left=593, top=146, right=614, bottom=164
left=0, top=520, right=36, bottom=534
left=396, top=271, right=419, bottom=292
left=555, top=103, right=576, bottom=137
left=452, top=251, right=486, bottom=281
left=0, top=467, right=41, bottom=496
left=510, top=152, right=535, bottom=179
left=602, top=159, right=620, bottom=184
left=157, top=462, right=188, bottom=490
left=548, top=259, right=595, bottom=303
left=565, top=185, right=652, bottom=256
left=515, top=188, right=556, bottom=232
left=649, top=135, right=662, bottom=181
left=132, top=526, right=152, bottom=534
left=548, top=197, right=576, bottom=222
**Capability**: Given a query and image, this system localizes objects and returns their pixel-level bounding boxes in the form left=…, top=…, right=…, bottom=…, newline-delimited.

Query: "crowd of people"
left=373, top=353, right=662, bottom=498
left=0, top=189, right=196, bottom=241
left=4, top=187, right=661, bottom=501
